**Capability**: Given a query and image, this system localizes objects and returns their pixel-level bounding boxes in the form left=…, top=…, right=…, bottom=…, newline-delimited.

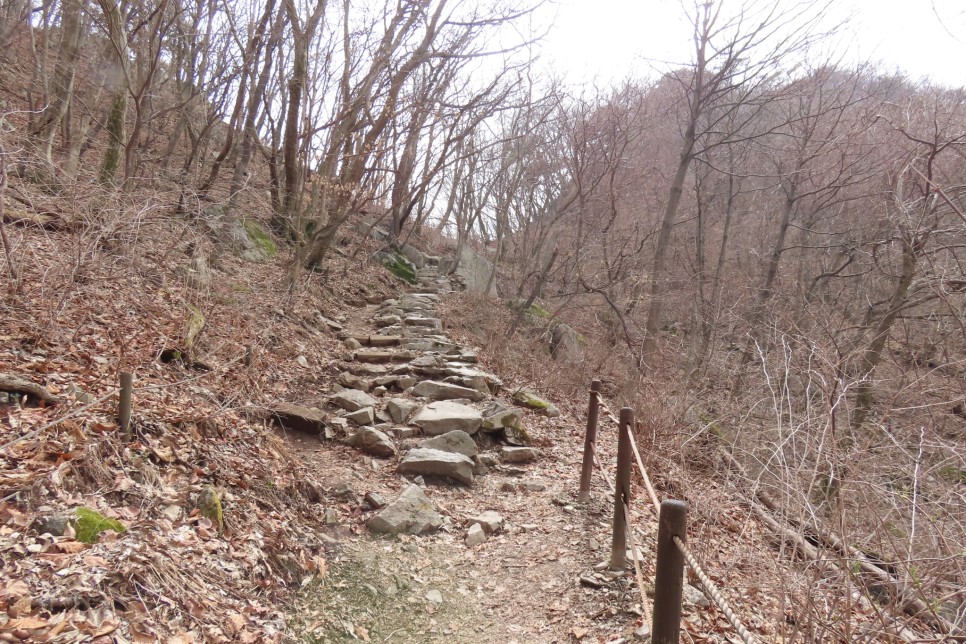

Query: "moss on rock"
left=196, top=485, right=224, bottom=532
left=242, top=219, right=278, bottom=258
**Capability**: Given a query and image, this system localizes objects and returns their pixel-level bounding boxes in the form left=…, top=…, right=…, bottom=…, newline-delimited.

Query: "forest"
left=0, top=0, right=964, bottom=641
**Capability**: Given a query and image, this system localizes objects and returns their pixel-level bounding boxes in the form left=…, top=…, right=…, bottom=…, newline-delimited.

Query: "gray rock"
left=345, top=406, right=375, bottom=425
left=372, top=386, right=388, bottom=397
left=396, top=376, right=419, bottom=389
left=466, top=511, right=503, bottom=533
left=393, top=426, right=421, bottom=439
left=412, top=401, right=483, bottom=436
left=338, top=372, right=371, bottom=391
left=271, top=403, right=326, bottom=434
left=398, top=448, right=474, bottom=485
left=30, top=515, right=74, bottom=537
left=347, top=427, right=396, bottom=457
left=413, top=380, right=485, bottom=402
left=398, top=243, right=428, bottom=269
left=480, top=399, right=523, bottom=433
left=364, top=491, right=388, bottom=509
left=387, top=398, right=419, bottom=424
left=550, top=322, right=582, bottom=363
left=344, top=337, right=363, bottom=350
left=519, top=480, right=547, bottom=492
left=684, top=584, right=711, bottom=609
left=324, top=508, right=339, bottom=525
left=500, top=446, right=540, bottom=463
left=374, top=314, right=402, bottom=328
left=439, top=246, right=497, bottom=297
left=331, top=389, right=378, bottom=412
left=420, top=430, right=478, bottom=458
left=501, top=424, right=531, bottom=447
left=477, top=453, right=499, bottom=467
left=368, top=484, right=444, bottom=534
left=465, top=523, right=486, bottom=547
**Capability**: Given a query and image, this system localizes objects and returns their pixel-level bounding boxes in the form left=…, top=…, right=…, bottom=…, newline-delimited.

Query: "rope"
left=673, top=535, right=757, bottom=644
left=589, top=442, right=651, bottom=625
left=595, top=395, right=758, bottom=644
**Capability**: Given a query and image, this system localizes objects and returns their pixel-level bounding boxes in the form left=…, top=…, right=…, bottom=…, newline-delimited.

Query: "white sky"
left=539, top=0, right=966, bottom=88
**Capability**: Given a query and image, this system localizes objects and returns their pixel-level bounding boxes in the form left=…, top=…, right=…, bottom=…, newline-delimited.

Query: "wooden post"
left=119, top=371, right=133, bottom=442
left=577, top=379, right=602, bottom=502
left=609, top=406, right=633, bottom=570
left=652, top=499, right=688, bottom=644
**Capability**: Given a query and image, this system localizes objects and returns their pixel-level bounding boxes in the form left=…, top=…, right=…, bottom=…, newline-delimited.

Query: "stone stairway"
left=273, top=261, right=559, bottom=539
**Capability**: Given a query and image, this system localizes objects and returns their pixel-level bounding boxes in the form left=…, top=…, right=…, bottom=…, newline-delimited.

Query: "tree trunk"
left=32, top=0, right=82, bottom=164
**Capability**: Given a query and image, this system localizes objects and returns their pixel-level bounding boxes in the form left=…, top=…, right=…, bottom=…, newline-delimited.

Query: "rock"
left=477, top=453, right=499, bottom=468
left=345, top=406, right=375, bottom=425
left=550, top=322, right=582, bottom=363
left=512, top=389, right=560, bottom=416
left=338, top=372, right=371, bottom=391
left=368, top=484, right=444, bottom=534
left=466, top=511, right=503, bottom=533
left=331, top=389, right=377, bottom=412
left=347, top=427, right=396, bottom=457
left=439, top=245, right=497, bottom=297
left=398, top=242, right=428, bottom=269
left=369, top=335, right=401, bottom=347
left=411, top=401, right=483, bottom=436
left=364, top=492, right=387, bottom=509
left=195, top=486, right=224, bottom=532
left=372, top=386, right=388, bottom=397
left=374, top=315, right=402, bottom=328
left=319, top=316, right=343, bottom=331
left=344, top=337, right=363, bottom=350
left=329, top=480, right=357, bottom=500
left=398, top=448, right=474, bottom=485
left=500, top=446, right=540, bottom=463
left=420, top=430, right=478, bottom=458
left=271, top=403, right=325, bottom=434
left=324, top=508, right=339, bottom=525
left=465, top=523, right=486, bottom=547
left=684, top=584, right=711, bottom=609
left=425, top=589, right=443, bottom=605
left=354, top=350, right=396, bottom=363
left=413, top=380, right=485, bottom=402
left=387, top=398, right=419, bottom=424
left=327, top=417, right=349, bottom=436
left=519, top=480, right=546, bottom=492
left=30, top=515, right=74, bottom=537
left=396, top=376, right=419, bottom=390
left=480, top=399, right=523, bottom=433
left=203, top=205, right=277, bottom=262
left=393, top=426, right=421, bottom=439
left=501, top=424, right=532, bottom=446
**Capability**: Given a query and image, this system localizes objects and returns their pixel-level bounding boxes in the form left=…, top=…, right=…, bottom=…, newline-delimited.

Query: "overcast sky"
left=539, top=0, right=966, bottom=88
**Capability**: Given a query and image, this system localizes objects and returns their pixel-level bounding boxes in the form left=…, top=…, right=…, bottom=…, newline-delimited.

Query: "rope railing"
left=581, top=379, right=758, bottom=644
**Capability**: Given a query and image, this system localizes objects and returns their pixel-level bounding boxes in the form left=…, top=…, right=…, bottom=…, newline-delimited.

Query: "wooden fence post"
left=119, top=371, right=133, bottom=442
left=652, top=499, right=688, bottom=644
left=609, top=406, right=633, bottom=570
left=577, top=379, right=602, bottom=502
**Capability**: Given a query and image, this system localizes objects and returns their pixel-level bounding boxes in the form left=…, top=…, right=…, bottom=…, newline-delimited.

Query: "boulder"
left=387, top=398, right=419, bottom=424
left=440, top=245, right=497, bottom=297
left=550, top=323, right=582, bottom=363
left=337, top=372, right=371, bottom=391
left=398, top=448, right=474, bottom=485
left=412, top=401, right=483, bottom=436
left=420, top=430, right=478, bottom=458
left=397, top=243, right=428, bottom=269
left=368, top=485, right=443, bottom=535
left=330, top=389, right=377, bottom=412
left=413, top=380, right=485, bottom=402
left=346, top=427, right=396, bottom=457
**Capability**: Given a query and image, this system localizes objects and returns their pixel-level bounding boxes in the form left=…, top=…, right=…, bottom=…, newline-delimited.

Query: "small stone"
left=500, top=482, right=517, bottom=492
left=396, top=376, right=419, bottom=389
left=344, top=338, right=363, bottom=350
left=465, top=523, right=487, bottom=547
left=499, top=446, right=540, bottom=463
left=684, top=584, right=711, bottom=609
left=466, top=511, right=503, bottom=533
left=519, top=480, right=546, bottom=492
left=338, top=372, right=371, bottom=391
left=368, top=484, right=443, bottom=535
left=324, top=508, right=339, bottom=525
left=476, top=453, right=499, bottom=467
left=579, top=576, right=604, bottom=589
left=30, top=515, right=74, bottom=537
left=425, top=589, right=443, bottom=604
left=634, top=624, right=651, bottom=640
left=372, top=386, right=388, bottom=397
